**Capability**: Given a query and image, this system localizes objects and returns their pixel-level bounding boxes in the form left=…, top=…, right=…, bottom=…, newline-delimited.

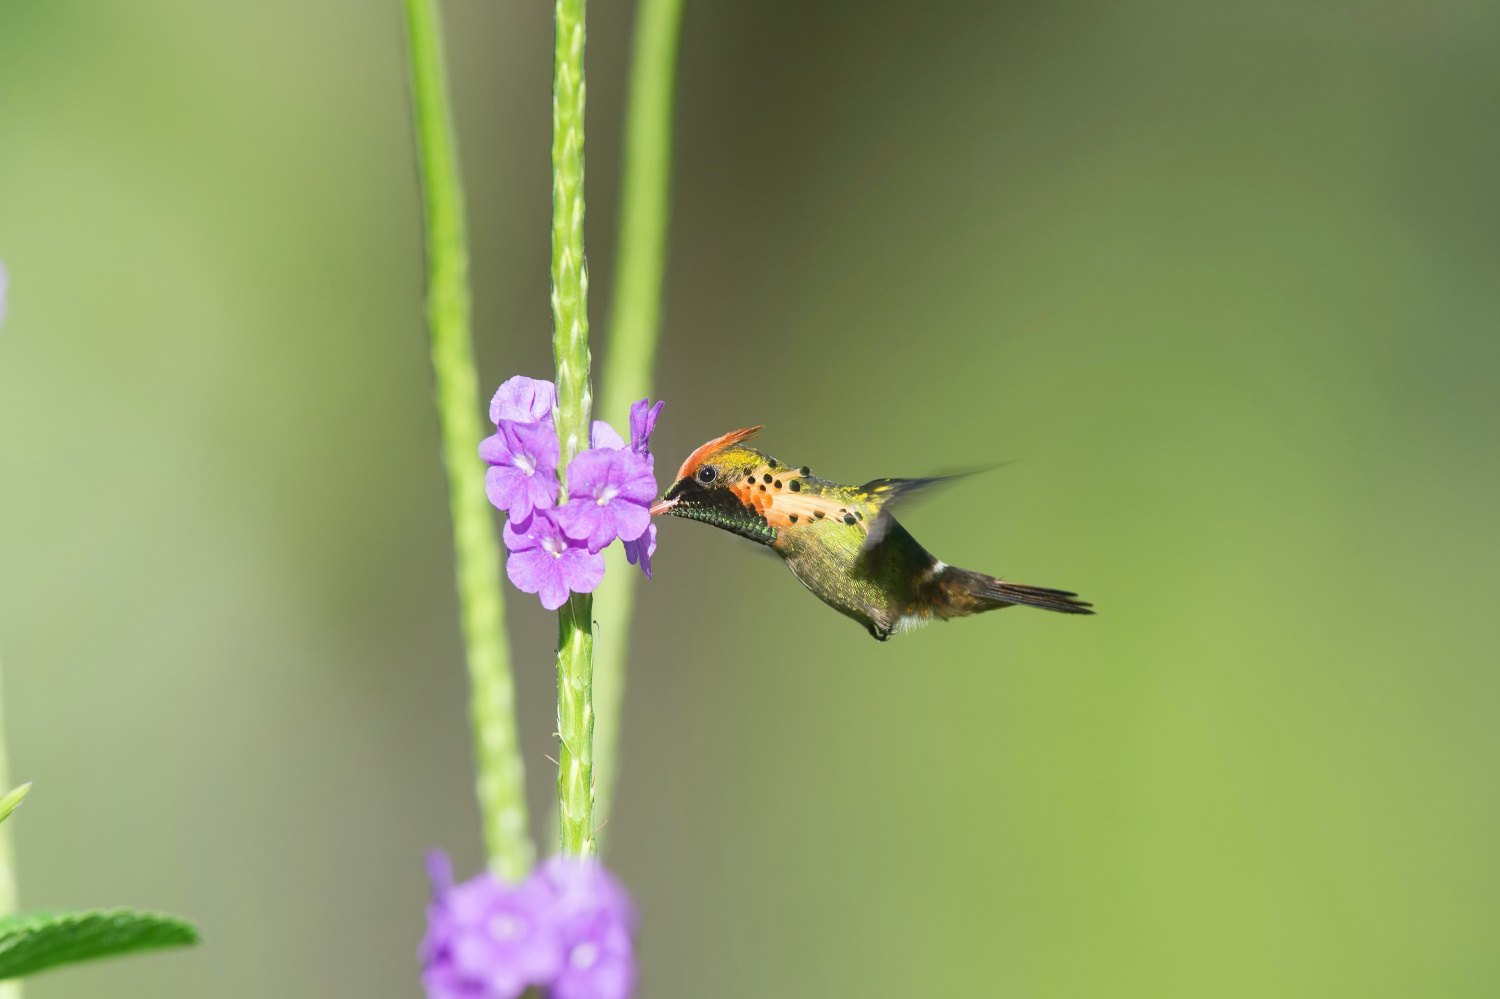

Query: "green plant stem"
left=554, top=594, right=594, bottom=857
left=404, top=0, right=535, bottom=881
left=551, top=0, right=596, bottom=858
left=591, top=0, right=688, bottom=841
left=0, top=657, right=19, bottom=999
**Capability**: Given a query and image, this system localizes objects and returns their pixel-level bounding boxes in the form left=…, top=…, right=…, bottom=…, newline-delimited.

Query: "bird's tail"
left=938, top=567, right=1094, bottom=617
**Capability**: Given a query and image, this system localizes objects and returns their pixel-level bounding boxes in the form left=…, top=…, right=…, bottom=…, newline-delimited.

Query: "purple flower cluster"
left=421, top=852, right=638, bottom=999
left=480, top=376, right=664, bottom=609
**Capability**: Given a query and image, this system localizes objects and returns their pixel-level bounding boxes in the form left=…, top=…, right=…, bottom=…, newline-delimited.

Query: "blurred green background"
left=2, top=0, right=1498, bottom=995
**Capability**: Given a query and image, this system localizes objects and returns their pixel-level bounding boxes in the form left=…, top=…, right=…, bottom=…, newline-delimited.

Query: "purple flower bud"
left=621, top=398, right=665, bottom=577
left=627, top=399, right=663, bottom=458
left=503, top=510, right=606, bottom=610
left=426, top=850, right=455, bottom=895
left=481, top=419, right=561, bottom=524
left=552, top=448, right=657, bottom=553
left=489, top=376, right=556, bottom=425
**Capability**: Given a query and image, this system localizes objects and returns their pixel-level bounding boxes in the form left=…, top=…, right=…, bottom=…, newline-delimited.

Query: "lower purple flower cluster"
left=480, top=376, right=664, bottom=609
left=421, top=852, right=637, bottom=999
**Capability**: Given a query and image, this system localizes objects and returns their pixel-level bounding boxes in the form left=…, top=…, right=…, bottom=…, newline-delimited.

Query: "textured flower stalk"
left=403, top=0, right=534, bottom=880
left=592, top=0, right=688, bottom=839
left=551, top=0, right=597, bottom=857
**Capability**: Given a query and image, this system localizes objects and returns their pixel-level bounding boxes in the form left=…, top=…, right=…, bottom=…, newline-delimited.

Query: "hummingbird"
left=649, top=427, right=1093, bottom=640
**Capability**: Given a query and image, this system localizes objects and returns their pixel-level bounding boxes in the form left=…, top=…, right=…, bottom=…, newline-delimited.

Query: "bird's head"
left=649, top=427, right=779, bottom=544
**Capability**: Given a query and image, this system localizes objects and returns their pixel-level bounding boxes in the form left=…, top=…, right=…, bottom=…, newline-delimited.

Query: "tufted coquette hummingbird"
left=649, top=427, right=1093, bottom=640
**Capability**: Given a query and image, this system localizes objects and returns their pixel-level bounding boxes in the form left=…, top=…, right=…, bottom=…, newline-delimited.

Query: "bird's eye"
left=696, top=466, right=717, bottom=484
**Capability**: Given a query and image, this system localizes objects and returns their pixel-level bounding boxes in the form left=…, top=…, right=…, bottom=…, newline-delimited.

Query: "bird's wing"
left=857, top=475, right=964, bottom=550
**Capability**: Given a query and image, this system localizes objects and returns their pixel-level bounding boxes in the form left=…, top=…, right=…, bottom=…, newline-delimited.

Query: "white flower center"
left=515, top=453, right=536, bottom=476
left=487, top=913, right=526, bottom=942
left=570, top=941, right=600, bottom=970
left=596, top=485, right=619, bottom=506
left=542, top=534, right=565, bottom=558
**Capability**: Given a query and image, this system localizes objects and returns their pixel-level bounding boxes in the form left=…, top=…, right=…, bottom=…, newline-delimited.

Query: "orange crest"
left=675, top=426, right=763, bottom=481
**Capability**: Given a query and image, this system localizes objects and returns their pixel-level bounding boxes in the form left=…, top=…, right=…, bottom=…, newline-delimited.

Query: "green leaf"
left=0, top=784, right=29, bottom=825
left=0, top=909, right=199, bottom=980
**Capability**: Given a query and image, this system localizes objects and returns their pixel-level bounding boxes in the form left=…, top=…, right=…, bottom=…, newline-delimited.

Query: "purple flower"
left=627, top=399, right=663, bottom=458
left=420, top=852, right=564, bottom=999
left=480, top=419, right=560, bottom=524
left=479, top=379, right=666, bottom=595
left=535, top=857, right=638, bottom=999
left=490, top=376, right=556, bottom=425
left=581, top=398, right=664, bottom=576
left=503, top=510, right=605, bottom=610
left=621, top=523, right=656, bottom=579
left=552, top=448, right=657, bottom=553
left=420, top=854, right=639, bottom=999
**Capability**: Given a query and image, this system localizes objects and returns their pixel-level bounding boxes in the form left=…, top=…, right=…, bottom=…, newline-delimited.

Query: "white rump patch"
left=894, top=612, right=934, bottom=634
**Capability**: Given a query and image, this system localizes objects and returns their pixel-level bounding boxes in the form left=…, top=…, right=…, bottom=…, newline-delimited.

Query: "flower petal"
left=478, top=432, right=510, bottom=466
left=490, top=376, right=556, bottom=425
left=421, top=863, right=565, bottom=999
left=585, top=520, right=616, bottom=553
left=561, top=448, right=615, bottom=499
left=502, top=515, right=541, bottom=552
left=565, top=449, right=655, bottom=503
left=486, top=466, right=533, bottom=521
left=622, top=523, right=656, bottom=579
left=608, top=501, right=651, bottom=545
left=501, top=419, right=561, bottom=476
left=534, top=857, right=638, bottom=999
left=553, top=499, right=604, bottom=546
left=537, top=572, right=572, bottom=611
left=558, top=548, right=606, bottom=595
left=590, top=420, right=625, bottom=451
left=506, top=548, right=557, bottom=597
left=523, top=470, right=559, bottom=515
left=613, top=454, right=658, bottom=504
